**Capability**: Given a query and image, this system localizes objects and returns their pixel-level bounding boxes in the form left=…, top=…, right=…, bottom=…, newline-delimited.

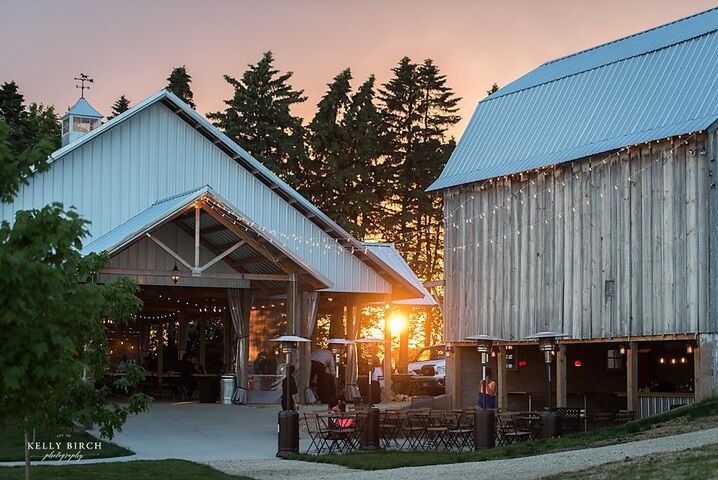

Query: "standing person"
left=369, top=356, right=383, bottom=404
left=281, top=364, right=298, bottom=411
left=311, top=348, right=337, bottom=406
left=476, top=368, right=497, bottom=409
left=178, top=352, right=198, bottom=400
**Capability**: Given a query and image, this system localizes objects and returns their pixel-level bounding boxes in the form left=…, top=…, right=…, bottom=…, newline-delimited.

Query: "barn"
left=429, top=7, right=718, bottom=418
left=1, top=89, right=431, bottom=403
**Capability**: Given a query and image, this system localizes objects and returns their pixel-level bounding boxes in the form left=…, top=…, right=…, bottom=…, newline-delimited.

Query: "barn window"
left=606, top=349, right=624, bottom=371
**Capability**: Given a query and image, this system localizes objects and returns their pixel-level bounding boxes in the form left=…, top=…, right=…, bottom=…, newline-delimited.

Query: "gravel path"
left=207, top=426, right=718, bottom=480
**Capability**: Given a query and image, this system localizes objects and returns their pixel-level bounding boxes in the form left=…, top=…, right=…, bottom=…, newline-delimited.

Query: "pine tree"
left=305, top=70, right=381, bottom=238
left=108, top=95, right=131, bottom=120
left=0, top=81, right=60, bottom=154
left=166, top=66, right=196, bottom=109
left=378, top=57, right=460, bottom=280
left=208, top=51, right=308, bottom=186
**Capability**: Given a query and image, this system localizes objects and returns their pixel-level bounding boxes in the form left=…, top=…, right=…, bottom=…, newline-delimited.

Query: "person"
left=281, top=364, right=299, bottom=411
left=178, top=352, right=198, bottom=400
left=311, top=348, right=337, bottom=406
left=192, top=356, right=205, bottom=374
left=369, top=356, right=383, bottom=404
left=477, top=368, right=497, bottom=409
left=116, top=355, right=128, bottom=373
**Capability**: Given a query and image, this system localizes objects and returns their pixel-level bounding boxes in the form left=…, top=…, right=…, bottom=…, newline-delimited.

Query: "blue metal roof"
left=428, top=7, right=718, bottom=191
left=363, top=243, right=437, bottom=306
left=66, top=97, right=103, bottom=118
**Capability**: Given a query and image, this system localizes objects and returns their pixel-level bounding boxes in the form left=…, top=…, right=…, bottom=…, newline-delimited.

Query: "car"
left=407, top=345, right=446, bottom=395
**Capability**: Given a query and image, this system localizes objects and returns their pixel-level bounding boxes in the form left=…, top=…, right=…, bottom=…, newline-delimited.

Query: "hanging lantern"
left=170, top=265, right=181, bottom=284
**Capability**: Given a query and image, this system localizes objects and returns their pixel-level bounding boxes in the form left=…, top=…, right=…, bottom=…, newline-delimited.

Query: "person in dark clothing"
left=281, top=364, right=298, bottom=411
left=178, top=352, right=197, bottom=400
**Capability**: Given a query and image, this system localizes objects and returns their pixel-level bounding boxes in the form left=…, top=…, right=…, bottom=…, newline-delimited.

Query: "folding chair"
left=445, top=410, right=473, bottom=451
left=303, top=413, right=323, bottom=453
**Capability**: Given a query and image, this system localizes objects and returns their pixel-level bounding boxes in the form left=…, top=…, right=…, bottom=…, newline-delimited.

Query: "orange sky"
left=2, top=0, right=716, bottom=138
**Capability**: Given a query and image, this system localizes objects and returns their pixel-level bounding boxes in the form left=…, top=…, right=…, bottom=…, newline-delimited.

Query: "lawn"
left=0, top=425, right=132, bottom=462
left=542, top=443, right=718, bottom=480
left=0, top=460, right=253, bottom=480
left=295, top=397, right=718, bottom=470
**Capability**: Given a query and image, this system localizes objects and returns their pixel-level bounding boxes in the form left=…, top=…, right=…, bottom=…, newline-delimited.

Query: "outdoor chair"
left=379, top=410, right=402, bottom=449
left=445, top=410, right=473, bottom=451
left=315, top=413, right=357, bottom=453
left=303, top=413, right=324, bottom=453
left=496, top=414, right=532, bottom=445
left=615, top=409, right=635, bottom=424
left=424, top=411, right=450, bottom=450
left=401, top=409, right=430, bottom=450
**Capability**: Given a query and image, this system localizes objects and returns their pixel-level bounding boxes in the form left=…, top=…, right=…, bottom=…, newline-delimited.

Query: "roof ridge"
left=483, top=27, right=718, bottom=104
left=543, top=6, right=718, bottom=67
left=151, top=185, right=208, bottom=205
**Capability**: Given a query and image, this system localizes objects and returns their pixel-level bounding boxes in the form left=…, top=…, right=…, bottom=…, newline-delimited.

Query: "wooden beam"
left=194, top=205, right=201, bottom=270
left=627, top=341, right=638, bottom=412
left=101, top=268, right=288, bottom=282
left=145, top=233, right=192, bottom=271
left=423, top=280, right=445, bottom=288
left=556, top=344, right=567, bottom=408
left=198, top=241, right=246, bottom=272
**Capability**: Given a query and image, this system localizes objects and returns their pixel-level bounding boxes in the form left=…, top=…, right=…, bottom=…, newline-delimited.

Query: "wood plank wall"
left=444, top=132, right=715, bottom=342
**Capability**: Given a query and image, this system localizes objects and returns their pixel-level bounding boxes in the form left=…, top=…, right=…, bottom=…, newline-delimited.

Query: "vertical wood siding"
left=444, top=133, right=714, bottom=341
left=0, top=103, right=391, bottom=294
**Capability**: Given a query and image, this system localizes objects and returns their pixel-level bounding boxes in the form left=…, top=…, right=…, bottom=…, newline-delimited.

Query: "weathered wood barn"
left=1, top=90, right=429, bottom=403
left=428, top=7, right=718, bottom=417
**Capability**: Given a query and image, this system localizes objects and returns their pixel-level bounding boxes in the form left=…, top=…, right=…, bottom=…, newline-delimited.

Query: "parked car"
left=407, top=345, right=445, bottom=395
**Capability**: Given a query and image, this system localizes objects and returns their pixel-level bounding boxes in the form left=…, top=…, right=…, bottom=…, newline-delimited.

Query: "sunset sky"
left=2, top=0, right=716, bottom=138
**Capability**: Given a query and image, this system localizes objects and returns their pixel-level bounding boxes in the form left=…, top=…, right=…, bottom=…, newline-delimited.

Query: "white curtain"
left=301, top=292, right=320, bottom=402
left=178, top=319, right=189, bottom=360
left=228, top=288, right=250, bottom=404
left=304, top=292, right=320, bottom=338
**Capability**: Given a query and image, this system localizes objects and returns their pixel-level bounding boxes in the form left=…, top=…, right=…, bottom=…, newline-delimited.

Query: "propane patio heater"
left=465, top=334, right=504, bottom=449
left=328, top=338, right=353, bottom=379
left=524, top=331, right=568, bottom=438
left=354, top=337, right=384, bottom=450
left=270, top=335, right=310, bottom=458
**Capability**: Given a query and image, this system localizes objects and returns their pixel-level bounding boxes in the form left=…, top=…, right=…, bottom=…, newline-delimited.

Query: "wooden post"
left=177, top=310, right=187, bottom=361
left=448, top=346, right=463, bottom=408
left=627, top=341, right=639, bottom=413
left=199, top=319, right=206, bottom=370
left=286, top=273, right=298, bottom=336
left=382, top=305, right=394, bottom=403
left=556, top=344, right=567, bottom=408
left=398, top=308, right=409, bottom=374
left=299, top=290, right=312, bottom=404
left=157, top=323, right=164, bottom=374
left=497, top=346, right=508, bottom=410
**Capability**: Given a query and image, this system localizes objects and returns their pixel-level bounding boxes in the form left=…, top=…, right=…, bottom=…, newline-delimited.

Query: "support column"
left=299, top=291, right=312, bottom=404
left=627, top=341, right=638, bottom=413
left=382, top=306, right=394, bottom=403
left=398, top=307, right=409, bottom=374
left=157, top=323, right=164, bottom=374
left=223, top=311, right=232, bottom=371
left=199, top=319, right=206, bottom=370
left=497, top=347, right=508, bottom=410
left=695, top=334, right=717, bottom=401
left=345, top=296, right=359, bottom=390
left=556, top=344, right=567, bottom=408
left=448, top=346, right=462, bottom=409
left=238, top=289, right=252, bottom=400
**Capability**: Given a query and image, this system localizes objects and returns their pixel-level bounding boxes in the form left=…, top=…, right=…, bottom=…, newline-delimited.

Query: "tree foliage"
left=208, top=51, right=308, bottom=186
left=166, top=66, right=196, bottom=109
left=0, top=119, right=150, bottom=477
left=108, top=95, right=131, bottom=120
left=0, top=81, right=60, bottom=155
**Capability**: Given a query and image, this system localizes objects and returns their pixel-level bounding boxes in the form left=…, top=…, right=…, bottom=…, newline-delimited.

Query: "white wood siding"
left=0, top=103, right=391, bottom=294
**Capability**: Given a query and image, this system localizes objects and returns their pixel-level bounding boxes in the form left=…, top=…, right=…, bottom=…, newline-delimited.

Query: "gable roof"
left=82, top=185, right=332, bottom=290
left=362, top=243, right=437, bottom=306
left=52, top=89, right=422, bottom=299
left=428, top=6, right=718, bottom=192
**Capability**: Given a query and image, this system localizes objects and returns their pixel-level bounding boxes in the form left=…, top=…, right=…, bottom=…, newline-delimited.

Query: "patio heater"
left=354, top=337, right=384, bottom=450
left=270, top=335, right=310, bottom=458
left=328, top=338, right=353, bottom=379
left=465, top=334, right=504, bottom=450
left=524, top=331, right=568, bottom=439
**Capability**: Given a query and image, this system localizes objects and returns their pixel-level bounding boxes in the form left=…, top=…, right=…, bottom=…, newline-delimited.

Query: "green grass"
left=0, top=425, right=132, bottom=462
left=0, top=460, right=253, bottom=480
left=542, top=443, right=718, bottom=480
left=295, top=397, right=718, bottom=470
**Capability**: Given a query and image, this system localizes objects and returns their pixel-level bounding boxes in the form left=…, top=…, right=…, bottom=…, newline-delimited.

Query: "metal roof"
left=363, top=243, right=437, bottom=307
left=65, top=97, right=103, bottom=118
left=82, top=185, right=332, bottom=289
left=428, top=6, right=718, bottom=191
left=51, top=89, right=421, bottom=299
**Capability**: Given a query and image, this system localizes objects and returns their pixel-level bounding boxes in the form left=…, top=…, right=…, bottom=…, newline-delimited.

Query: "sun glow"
left=389, top=312, right=406, bottom=337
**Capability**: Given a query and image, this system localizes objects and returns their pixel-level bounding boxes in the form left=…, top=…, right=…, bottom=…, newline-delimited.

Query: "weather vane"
left=74, top=73, right=94, bottom=98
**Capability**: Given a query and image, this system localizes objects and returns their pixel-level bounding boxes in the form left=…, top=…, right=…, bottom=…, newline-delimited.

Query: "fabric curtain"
left=304, top=292, right=320, bottom=338
left=178, top=319, right=189, bottom=360
left=228, top=288, right=250, bottom=404
left=301, top=292, right=320, bottom=402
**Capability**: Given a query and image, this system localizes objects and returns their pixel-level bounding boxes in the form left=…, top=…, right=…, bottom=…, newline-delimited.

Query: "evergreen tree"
left=166, top=66, right=196, bottom=109
left=487, top=83, right=500, bottom=96
left=208, top=51, right=308, bottom=186
left=0, top=81, right=60, bottom=154
left=305, top=70, right=381, bottom=238
left=108, top=95, right=131, bottom=120
left=378, top=57, right=460, bottom=281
